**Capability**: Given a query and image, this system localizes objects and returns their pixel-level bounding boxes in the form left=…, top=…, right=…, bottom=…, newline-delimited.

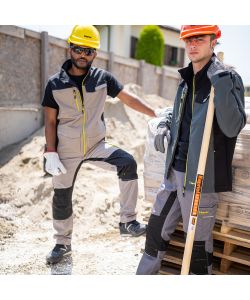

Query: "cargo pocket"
left=195, top=203, right=217, bottom=241
left=85, top=84, right=107, bottom=108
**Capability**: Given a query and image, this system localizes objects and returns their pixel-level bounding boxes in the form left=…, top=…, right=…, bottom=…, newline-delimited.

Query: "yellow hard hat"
left=68, top=25, right=100, bottom=49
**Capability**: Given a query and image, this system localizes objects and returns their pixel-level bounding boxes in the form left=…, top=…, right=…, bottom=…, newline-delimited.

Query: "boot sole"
left=46, top=250, right=72, bottom=265
left=120, top=230, right=146, bottom=237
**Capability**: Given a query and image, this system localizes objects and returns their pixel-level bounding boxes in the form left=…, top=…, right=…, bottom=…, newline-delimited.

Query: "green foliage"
left=135, top=25, right=165, bottom=67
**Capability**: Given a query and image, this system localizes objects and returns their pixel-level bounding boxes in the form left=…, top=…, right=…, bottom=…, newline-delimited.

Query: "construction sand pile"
left=0, top=84, right=171, bottom=274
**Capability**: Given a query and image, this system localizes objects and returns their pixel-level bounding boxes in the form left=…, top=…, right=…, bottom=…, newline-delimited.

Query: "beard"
left=71, top=56, right=93, bottom=70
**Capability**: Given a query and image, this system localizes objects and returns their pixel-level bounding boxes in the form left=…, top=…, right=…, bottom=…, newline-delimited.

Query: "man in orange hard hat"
left=137, top=25, right=246, bottom=275
left=42, top=25, right=159, bottom=264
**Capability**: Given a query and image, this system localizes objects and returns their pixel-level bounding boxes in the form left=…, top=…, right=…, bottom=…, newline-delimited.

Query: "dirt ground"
left=0, top=84, right=171, bottom=275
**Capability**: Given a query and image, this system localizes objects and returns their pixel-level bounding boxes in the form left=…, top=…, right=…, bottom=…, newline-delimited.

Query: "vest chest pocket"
left=84, top=84, right=107, bottom=109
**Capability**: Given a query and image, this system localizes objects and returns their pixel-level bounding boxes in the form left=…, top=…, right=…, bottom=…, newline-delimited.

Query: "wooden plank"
left=161, top=258, right=250, bottom=275
left=220, top=242, right=237, bottom=273
left=213, top=229, right=250, bottom=248
left=214, top=250, right=250, bottom=266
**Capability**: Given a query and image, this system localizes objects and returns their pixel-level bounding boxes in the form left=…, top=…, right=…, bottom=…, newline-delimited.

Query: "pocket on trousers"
left=195, top=204, right=217, bottom=241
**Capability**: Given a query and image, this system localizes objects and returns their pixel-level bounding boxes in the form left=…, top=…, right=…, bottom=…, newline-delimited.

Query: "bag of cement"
left=233, top=124, right=250, bottom=168
left=143, top=116, right=169, bottom=206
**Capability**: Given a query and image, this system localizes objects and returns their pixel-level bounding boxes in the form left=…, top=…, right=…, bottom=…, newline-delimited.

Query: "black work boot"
left=119, top=220, right=147, bottom=237
left=46, top=244, right=72, bottom=264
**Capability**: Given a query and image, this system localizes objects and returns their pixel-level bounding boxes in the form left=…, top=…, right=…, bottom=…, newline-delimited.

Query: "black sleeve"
left=41, top=81, right=59, bottom=110
left=106, top=72, right=124, bottom=98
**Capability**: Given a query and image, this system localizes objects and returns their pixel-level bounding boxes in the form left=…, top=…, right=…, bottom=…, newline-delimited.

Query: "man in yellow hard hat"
left=137, top=25, right=246, bottom=275
left=42, top=25, right=158, bottom=264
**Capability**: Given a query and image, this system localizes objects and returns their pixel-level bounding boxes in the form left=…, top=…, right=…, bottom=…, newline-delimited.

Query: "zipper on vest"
left=183, top=75, right=196, bottom=196
left=72, top=72, right=88, bottom=158
left=81, top=80, right=87, bottom=157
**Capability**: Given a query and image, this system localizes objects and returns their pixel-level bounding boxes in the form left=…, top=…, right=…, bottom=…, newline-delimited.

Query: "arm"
left=207, top=58, right=246, bottom=137
left=44, top=106, right=58, bottom=151
left=211, top=72, right=246, bottom=137
left=117, top=89, right=156, bottom=117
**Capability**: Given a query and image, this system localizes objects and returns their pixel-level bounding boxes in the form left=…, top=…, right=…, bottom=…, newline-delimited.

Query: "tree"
left=135, top=25, right=165, bottom=67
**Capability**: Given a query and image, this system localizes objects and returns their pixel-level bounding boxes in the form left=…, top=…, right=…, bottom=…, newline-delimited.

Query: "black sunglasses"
left=70, top=45, right=96, bottom=56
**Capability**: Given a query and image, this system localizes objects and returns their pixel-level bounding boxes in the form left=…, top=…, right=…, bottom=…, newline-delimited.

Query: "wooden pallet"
left=142, top=218, right=250, bottom=275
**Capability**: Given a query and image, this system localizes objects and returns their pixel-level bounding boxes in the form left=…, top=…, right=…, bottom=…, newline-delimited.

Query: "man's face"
left=69, top=44, right=97, bottom=70
left=184, top=35, right=217, bottom=63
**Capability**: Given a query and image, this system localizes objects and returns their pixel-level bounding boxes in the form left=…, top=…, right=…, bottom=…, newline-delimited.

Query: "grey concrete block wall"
left=94, top=56, right=108, bottom=70
left=162, top=75, right=180, bottom=102
left=113, top=63, right=138, bottom=85
left=0, top=33, right=41, bottom=107
left=143, top=63, right=160, bottom=95
left=49, top=44, right=67, bottom=79
left=0, top=25, right=180, bottom=151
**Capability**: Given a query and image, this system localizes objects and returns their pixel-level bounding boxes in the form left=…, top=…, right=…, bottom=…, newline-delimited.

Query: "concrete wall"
left=0, top=25, right=180, bottom=151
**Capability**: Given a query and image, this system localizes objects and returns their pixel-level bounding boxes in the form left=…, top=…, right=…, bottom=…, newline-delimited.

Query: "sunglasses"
left=70, top=45, right=96, bottom=56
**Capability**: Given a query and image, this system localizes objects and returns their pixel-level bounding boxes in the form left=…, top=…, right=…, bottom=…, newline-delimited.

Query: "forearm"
left=126, top=96, right=156, bottom=117
left=45, top=122, right=57, bottom=151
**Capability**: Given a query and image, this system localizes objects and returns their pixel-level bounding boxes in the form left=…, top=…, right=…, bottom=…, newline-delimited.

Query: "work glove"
left=154, top=107, right=173, bottom=118
left=154, top=120, right=171, bottom=153
left=43, top=152, right=67, bottom=176
left=207, top=58, right=229, bottom=81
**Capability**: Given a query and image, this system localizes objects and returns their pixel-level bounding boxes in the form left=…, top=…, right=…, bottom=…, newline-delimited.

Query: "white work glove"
left=43, top=152, right=67, bottom=176
left=154, top=107, right=172, bottom=118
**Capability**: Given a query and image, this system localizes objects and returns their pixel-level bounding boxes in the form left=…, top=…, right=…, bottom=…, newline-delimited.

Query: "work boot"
left=119, top=220, right=147, bottom=237
left=46, top=244, right=72, bottom=264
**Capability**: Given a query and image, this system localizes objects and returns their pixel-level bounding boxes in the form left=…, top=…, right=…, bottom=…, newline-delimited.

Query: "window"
left=130, top=36, right=138, bottom=58
left=164, top=45, right=185, bottom=67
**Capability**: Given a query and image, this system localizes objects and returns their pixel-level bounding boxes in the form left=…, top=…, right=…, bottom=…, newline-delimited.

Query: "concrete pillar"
left=138, top=60, right=145, bottom=89
left=109, top=25, right=116, bottom=53
left=123, top=25, right=131, bottom=58
left=159, top=66, right=167, bottom=98
left=108, top=51, right=115, bottom=73
left=41, top=31, right=49, bottom=95
left=41, top=31, right=49, bottom=125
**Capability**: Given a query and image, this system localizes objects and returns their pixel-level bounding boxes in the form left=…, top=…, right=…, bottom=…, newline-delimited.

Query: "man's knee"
left=119, top=155, right=138, bottom=181
left=190, top=241, right=213, bottom=275
left=53, top=187, right=73, bottom=220
left=104, top=149, right=138, bottom=180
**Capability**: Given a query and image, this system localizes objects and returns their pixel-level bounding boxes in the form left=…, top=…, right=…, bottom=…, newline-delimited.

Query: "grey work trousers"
left=137, top=168, right=219, bottom=275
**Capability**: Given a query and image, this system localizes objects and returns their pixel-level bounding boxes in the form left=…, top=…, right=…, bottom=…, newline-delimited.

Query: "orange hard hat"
left=180, top=25, right=221, bottom=40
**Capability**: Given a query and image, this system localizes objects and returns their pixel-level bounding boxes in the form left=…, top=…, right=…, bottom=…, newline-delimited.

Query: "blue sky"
left=22, top=25, right=250, bottom=86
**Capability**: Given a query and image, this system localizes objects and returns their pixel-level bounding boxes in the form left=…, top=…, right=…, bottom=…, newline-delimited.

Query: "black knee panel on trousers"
left=190, top=241, right=213, bottom=275
left=145, top=191, right=177, bottom=257
left=119, top=157, right=138, bottom=181
left=53, top=187, right=73, bottom=220
left=104, top=149, right=138, bottom=180
left=145, top=214, right=169, bottom=257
